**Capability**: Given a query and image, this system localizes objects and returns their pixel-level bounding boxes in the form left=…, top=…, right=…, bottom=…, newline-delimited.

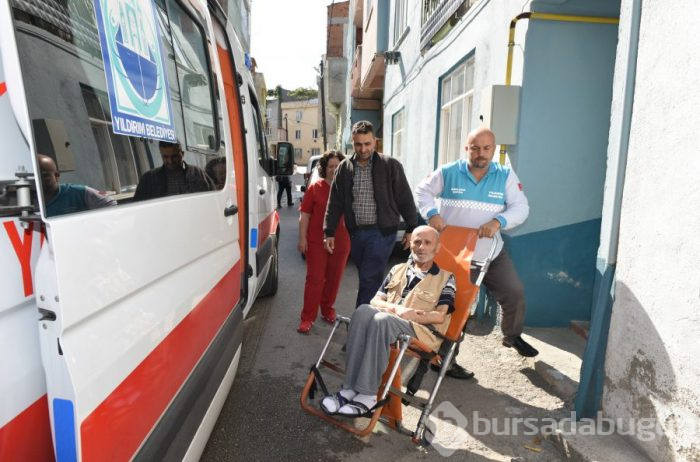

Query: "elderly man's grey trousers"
left=343, top=304, right=415, bottom=395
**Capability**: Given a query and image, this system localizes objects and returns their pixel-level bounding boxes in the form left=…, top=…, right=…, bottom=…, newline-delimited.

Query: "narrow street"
left=201, top=181, right=569, bottom=461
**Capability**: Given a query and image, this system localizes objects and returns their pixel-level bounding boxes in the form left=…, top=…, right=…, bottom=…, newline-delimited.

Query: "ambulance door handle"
left=39, top=308, right=56, bottom=321
left=258, top=188, right=266, bottom=195
left=224, top=204, right=238, bottom=217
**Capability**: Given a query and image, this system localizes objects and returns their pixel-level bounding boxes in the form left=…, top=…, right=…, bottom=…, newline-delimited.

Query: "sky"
left=250, top=0, right=332, bottom=91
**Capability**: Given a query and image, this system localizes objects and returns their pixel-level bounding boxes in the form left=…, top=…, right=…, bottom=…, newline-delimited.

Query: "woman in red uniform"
left=297, top=150, right=350, bottom=333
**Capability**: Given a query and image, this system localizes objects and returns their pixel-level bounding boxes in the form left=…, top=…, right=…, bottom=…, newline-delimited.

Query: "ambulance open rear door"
left=5, top=0, right=247, bottom=458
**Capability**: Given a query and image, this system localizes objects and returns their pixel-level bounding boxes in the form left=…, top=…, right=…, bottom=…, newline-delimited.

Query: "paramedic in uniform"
left=296, top=150, right=350, bottom=334
left=415, top=127, right=538, bottom=381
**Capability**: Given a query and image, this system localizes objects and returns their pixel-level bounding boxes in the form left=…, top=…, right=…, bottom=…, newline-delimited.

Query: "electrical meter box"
left=480, top=85, right=521, bottom=145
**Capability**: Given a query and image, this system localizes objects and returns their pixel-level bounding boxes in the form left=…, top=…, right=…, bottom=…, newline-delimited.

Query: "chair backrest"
left=433, top=226, right=480, bottom=341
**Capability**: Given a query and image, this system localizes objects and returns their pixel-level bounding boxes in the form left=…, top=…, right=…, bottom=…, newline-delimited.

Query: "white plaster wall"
left=603, top=1, right=700, bottom=460
left=382, top=0, right=528, bottom=191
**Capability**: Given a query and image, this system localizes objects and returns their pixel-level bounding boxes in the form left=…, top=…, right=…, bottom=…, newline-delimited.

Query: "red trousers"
left=300, top=238, right=350, bottom=323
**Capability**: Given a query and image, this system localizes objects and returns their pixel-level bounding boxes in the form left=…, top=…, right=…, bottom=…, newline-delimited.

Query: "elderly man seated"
left=321, top=225, right=456, bottom=417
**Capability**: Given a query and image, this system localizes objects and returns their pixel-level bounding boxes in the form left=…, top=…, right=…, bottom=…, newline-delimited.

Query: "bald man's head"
left=410, top=225, right=441, bottom=264
left=37, top=154, right=60, bottom=197
left=465, top=127, right=496, bottom=171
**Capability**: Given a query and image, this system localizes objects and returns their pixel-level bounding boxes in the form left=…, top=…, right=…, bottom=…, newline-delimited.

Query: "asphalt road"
left=201, top=177, right=565, bottom=461
left=201, top=190, right=376, bottom=461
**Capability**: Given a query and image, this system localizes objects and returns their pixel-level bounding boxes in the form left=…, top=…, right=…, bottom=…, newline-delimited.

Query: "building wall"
left=265, top=98, right=282, bottom=145
left=341, top=0, right=383, bottom=153
left=602, top=1, right=700, bottom=459
left=509, top=0, right=620, bottom=326
left=281, top=99, right=323, bottom=165
left=360, top=0, right=388, bottom=85
left=383, top=0, right=527, bottom=186
left=325, top=2, right=349, bottom=150
left=384, top=0, right=621, bottom=327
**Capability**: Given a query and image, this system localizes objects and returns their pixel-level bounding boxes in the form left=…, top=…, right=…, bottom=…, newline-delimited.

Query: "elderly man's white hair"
left=411, top=225, right=440, bottom=241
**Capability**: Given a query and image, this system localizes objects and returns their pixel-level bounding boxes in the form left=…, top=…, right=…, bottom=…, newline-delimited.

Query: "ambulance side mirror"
left=275, top=142, right=294, bottom=176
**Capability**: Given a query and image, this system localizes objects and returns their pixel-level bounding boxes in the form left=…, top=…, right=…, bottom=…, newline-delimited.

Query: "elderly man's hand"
left=428, top=214, right=447, bottom=232
left=478, top=219, right=501, bottom=238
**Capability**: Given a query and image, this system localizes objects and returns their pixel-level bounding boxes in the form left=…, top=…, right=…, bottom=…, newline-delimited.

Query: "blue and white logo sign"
left=93, top=0, right=176, bottom=141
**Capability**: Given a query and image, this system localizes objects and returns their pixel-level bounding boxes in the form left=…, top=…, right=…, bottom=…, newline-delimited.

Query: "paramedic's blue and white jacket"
left=415, top=159, right=529, bottom=260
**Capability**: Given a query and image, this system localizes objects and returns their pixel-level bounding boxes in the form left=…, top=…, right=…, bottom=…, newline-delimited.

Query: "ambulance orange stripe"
left=0, top=395, right=55, bottom=461
left=258, top=210, right=279, bottom=247
left=80, top=262, right=241, bottom=461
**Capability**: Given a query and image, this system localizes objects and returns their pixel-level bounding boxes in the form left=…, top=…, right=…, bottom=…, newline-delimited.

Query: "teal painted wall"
left=506, top=219, right=601, bottom=326
left=509, top=0, right=620, bottom=326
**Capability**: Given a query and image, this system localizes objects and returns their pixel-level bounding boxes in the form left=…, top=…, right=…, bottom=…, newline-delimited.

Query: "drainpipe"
left=500, top=12, right=619, bottom=165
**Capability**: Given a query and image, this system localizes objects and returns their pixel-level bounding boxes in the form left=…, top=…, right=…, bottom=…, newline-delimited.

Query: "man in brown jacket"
left=320, top=226, right=456, bottom=417
left=324, top=120, right=418, bottom=307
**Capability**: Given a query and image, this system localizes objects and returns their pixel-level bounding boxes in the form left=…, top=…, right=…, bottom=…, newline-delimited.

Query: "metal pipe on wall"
left=498, top=11, right=619, bottom=165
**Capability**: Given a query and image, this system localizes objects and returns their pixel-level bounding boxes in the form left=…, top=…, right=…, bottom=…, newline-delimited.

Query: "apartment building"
left=282, top=98, right=324, bottom=166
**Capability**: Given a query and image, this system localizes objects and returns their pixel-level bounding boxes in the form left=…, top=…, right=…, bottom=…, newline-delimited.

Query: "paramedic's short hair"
left=159, top=140, right=183, bottom=152
left=351, top=120, right=374, bottom=136
left=318, top=150, right=345, bottom=177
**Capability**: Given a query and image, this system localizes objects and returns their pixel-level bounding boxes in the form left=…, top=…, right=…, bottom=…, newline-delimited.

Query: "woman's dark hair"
left=205, top=157, right=226, bottom=189
left=317, top=150, right=345, bottom=178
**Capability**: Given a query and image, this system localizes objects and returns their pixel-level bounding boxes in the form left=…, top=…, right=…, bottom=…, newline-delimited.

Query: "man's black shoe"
left=431, top=362, right=475, bottom=380
left=503, top=336, right=539, bottom=357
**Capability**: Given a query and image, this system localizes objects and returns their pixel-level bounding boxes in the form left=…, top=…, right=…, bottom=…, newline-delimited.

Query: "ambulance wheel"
left=260, top=235, right=278, bottom=297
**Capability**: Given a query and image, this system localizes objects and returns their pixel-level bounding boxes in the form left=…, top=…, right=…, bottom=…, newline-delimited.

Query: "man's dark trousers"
left=350, top=228, right=396, bottom=307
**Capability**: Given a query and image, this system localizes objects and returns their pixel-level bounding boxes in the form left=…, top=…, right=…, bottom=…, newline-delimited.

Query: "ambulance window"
left=163, top=0, right=218, bottom=152
left=12, top=0, right=219, bottom=216
left=248, top=89, right=268, bottom=169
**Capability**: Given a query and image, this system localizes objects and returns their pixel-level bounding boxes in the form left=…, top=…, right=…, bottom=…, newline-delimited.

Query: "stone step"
left=522, top=327, right=586, bottom=402
left=545, top=420, right=653, bottom=461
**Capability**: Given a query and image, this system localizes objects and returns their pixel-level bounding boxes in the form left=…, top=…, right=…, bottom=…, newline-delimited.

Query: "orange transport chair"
left=300, top=227, right=499, bottom=445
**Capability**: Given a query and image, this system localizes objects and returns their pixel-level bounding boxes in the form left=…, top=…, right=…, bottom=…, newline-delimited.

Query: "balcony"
left=350, top=45, right=383, bottom=101
left=420, top=0, right=476, bottom=50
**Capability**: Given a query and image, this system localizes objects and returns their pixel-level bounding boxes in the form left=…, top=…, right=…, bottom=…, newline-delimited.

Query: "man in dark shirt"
left=134, top=141, right=214, bottom=201
left=324, top=120, right=418, bottom=307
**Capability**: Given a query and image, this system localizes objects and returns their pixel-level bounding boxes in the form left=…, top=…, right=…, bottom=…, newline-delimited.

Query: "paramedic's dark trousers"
left=446, top=249, right=526, bottom=358
left=350, top=229, right=396, bottom=307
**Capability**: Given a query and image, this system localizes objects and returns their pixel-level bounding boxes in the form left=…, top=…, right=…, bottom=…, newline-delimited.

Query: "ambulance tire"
left=259, top=235, right=278, bottom=297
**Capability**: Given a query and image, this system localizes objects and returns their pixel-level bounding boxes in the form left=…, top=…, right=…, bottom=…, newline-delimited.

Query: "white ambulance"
left=0, top=0, right=290, bottom=459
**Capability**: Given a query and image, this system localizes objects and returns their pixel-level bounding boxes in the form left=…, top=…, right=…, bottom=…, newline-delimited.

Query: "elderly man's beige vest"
left=384, top=263, right=453, bottom=351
